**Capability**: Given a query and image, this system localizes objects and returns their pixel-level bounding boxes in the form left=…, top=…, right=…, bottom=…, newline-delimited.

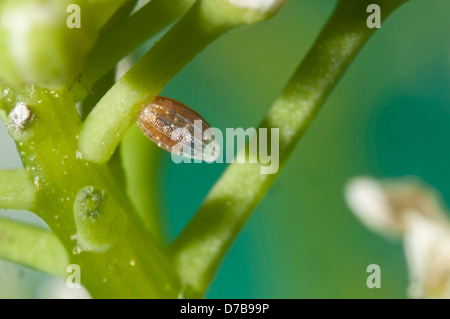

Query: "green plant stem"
left=87, top=0, right=133, bottom=30
left=0, top=218, right=68, bottom=279
left=78, top=0, right=282, bottom=164
left=121, top=124, right=164, bottom=243
left=98, top=0, right=139, bottom=34
left=71, top=0, right=196, bottom=101
left=0, top=85, right=179, bottom=298
left=80, top=69, right=115, bottom=120
left=0, top=169, right=36, bottom=210
left=3, top=0, right=294, bottom=299
left=169, top=0, right=410, bottom=294
left=78, top=0, right=233, bottom=163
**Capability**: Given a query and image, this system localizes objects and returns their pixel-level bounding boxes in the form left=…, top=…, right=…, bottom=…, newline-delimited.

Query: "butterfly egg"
left=137, top=96, right=220, bottom=162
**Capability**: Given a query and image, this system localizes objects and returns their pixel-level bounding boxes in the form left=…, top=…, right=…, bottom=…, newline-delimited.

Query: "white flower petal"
left=226, top=0, right=288, bottom=13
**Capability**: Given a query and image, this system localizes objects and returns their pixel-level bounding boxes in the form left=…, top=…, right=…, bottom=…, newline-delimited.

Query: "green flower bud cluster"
left=0, top=0, right=100, bottom=88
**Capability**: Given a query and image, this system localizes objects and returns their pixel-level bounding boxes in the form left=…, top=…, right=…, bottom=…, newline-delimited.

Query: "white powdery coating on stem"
left=226, top=0, right=288, bottom=13
left=8, top=102, right=32, bottom=130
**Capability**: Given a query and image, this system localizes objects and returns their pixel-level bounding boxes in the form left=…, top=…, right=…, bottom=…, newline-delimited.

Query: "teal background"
left=0, top=0, right=449, bottom=298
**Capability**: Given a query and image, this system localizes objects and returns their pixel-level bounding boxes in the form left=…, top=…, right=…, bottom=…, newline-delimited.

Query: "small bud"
left=0, top=0, right=97, bottom=88
left=73, top=186, right=126, bottom=253
left=404, top=213, right=450, bottom=298
left=345, top=177, right=401, bottom=237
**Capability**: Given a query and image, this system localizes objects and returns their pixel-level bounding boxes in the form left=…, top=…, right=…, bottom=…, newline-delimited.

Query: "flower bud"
left=73, top=186, right=127, bottom=253
left=0, top=0, right=97, bottom=88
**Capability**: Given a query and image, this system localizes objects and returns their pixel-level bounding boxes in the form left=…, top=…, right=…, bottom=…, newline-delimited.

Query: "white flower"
left=346, top=176, right=450, bottom=298
left=404, top=213, right=450, bottom=298
left=226, top=0, right=288, bottom=14
left=345, top=177, right=402, bottom=237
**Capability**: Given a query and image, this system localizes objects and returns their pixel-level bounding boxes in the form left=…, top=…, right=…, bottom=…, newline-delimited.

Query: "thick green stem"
left=169, top=0, right=410, bottom=294
left=1, top=0, right=288, bottom=298
left=1, top=85, right=179, bottom=298
left=121, top=124, right=164, bottom=243
left=0, top=169, right=36, bottom=210
left=0, top=218, right=68, bottom=279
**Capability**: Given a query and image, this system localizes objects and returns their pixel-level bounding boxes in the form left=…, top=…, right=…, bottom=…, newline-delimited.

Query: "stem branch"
left=0, top=218, right=68, bottom=279
left=0, top=169, right=36, bottom=211
left=169, top=0, right=410, bottom=294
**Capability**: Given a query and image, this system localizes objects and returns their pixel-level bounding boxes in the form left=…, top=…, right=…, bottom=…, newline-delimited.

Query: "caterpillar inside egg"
left=137, top=96, right=220, bottom=162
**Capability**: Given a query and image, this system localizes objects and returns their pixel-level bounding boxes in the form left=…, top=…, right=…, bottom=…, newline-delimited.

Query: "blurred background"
left=0, top=0, right=449, bottom=298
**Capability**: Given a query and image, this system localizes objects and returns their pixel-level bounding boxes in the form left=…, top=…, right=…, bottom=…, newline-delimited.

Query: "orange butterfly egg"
left=137, top=96, right=220, bottom=162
